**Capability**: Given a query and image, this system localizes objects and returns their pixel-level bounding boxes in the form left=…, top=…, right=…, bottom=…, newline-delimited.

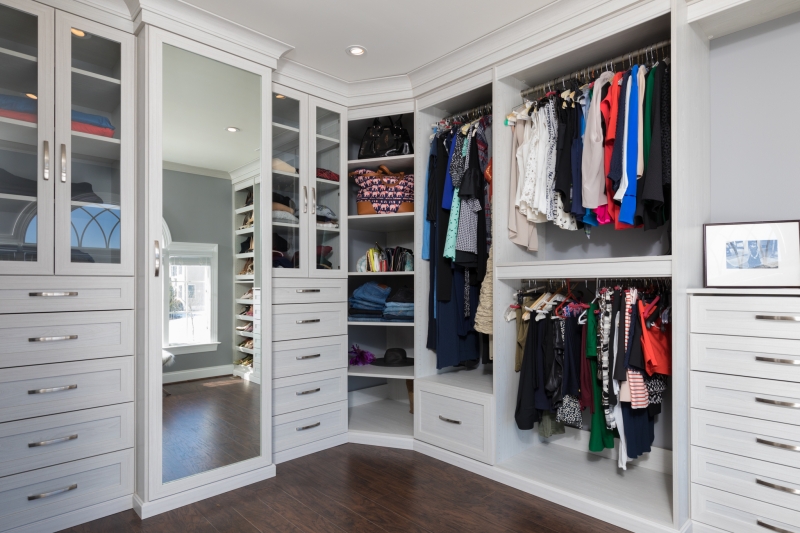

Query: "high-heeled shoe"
left=242, top=305, right=253, bottom=317
left=239, top=339, right=254, bottom=349
left=238, top=213, right=254, bottom=230
left=238, top=258, right=253, bottom=275
left=236, top=322, right=252, bottom=331
left=244, top=190, right=253, bottom=207
left=240, top=288, right=254, bottom=300
left=248, top=236, right=254, bottom=252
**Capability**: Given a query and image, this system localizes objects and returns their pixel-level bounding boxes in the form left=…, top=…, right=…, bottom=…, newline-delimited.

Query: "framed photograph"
left=704, top=221, right=800, bottom=288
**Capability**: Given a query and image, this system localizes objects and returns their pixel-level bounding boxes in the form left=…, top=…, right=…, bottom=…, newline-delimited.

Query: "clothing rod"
left=520, top=39, right=670, bottom=98
left=439, top=102, right=492, bottom=123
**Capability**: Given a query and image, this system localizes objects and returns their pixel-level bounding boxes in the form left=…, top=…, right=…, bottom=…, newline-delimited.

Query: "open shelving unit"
left=232, top=176, right=259, bottom=384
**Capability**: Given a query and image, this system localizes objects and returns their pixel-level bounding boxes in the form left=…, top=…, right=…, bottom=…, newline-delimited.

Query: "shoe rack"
left=232, top=173, right=260, bottom=383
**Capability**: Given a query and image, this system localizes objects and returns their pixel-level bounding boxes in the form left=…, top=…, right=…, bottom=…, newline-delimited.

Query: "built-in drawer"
left=273, top=368, right=347, bottom=416
left=0, top=277, right=134, bottom=315
left=272, top=302, right=346, bottom=342
left=692, top=409, right=800, bottom=469
left=273, top=335, right=348, bottom=379
left=0, top=357, right=134, bottom=424
left=692, top=447, right=800, bottom=513
left=0, top=403, right=133, bottom=478
left=691, top=334, right=800, bottom=382
left=272, top=400, right=347, bottom=454
left=692, top=372, right=800, bottom=426
left=692, top=483, right=800, bottom=533
left=0, top=311, right=134, bottom=369
left=691, top=296, right=800, bottom=339
left=272, top=279, right=347, bottom=305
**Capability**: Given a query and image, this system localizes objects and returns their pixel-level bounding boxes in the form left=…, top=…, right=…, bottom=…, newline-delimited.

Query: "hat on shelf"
left=370, top=348, right=414, bottom=367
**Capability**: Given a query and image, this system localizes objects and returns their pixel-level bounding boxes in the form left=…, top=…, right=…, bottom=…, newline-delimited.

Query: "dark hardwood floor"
left=64, top=444, right=627, bottom=533
left=162, top=376, right=261, bottom=483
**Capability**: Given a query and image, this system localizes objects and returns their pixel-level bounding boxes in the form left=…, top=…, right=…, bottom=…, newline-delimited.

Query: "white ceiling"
left=179, top=0, right=556, bottom=82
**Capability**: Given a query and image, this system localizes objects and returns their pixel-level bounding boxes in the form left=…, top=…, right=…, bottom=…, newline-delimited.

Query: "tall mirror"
left=160, top=44, right=262, bottom=484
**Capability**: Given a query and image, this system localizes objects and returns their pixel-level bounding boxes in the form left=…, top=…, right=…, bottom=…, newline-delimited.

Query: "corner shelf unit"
left=232, top=175, right=259, bottom=384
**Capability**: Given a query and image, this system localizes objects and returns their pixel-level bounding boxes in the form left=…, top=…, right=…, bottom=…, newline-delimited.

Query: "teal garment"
left=443, top=187, right=461, bottom=260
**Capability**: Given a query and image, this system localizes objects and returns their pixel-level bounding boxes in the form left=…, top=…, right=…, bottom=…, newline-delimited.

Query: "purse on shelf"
left=350, top=165, right=414, bottom=215
left=357, top=115, right=414, bottom=160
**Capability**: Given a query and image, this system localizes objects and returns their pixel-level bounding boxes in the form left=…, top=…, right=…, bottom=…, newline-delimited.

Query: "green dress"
left=586, top=302, right=615, bottom=452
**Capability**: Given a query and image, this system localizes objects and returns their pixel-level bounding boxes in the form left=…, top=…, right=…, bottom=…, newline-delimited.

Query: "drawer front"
left=272, top=279, right=347, bottom=305
left=0, top=311, right=134, bottom=369
left=0, top=448, right=133, bottom=532
left=692, top=334, right=800, bottom=382
left=417, top=389, right=490, bottom=463
left=692, top=484, right=800, bottom=533
left=273, top=335, right=348, bottom=379
left=692, top=372, right=800, bottom=426
left=692, top=447, right=800, bottom=513
left=0, top=403, right=133, bottom=478
left=0, top=277, right=134, bottom=314
left=692, top=409, right=800, bottom=469
left=0, top=358, right=134, bottom=423
left=272, top=401, right=347, bottom=453
left=272, top=302, right=346, bottom=341
left=272, top=369, right=347, bottom=416
left=691, top=296, right=800, bottom=339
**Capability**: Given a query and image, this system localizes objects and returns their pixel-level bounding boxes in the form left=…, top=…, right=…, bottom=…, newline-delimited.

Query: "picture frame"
left=704, top=220, right=800, bottom=288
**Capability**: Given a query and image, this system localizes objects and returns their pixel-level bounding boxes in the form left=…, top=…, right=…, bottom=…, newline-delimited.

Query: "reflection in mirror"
left=161, top=44, right=261, bottom=484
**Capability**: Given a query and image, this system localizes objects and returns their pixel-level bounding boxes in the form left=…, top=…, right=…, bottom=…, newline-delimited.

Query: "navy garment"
left=534, top=319, right=553, bottom=412
left=621, top=403, right=654, bottom=459
left=435, top=133, right=455, bottom=303
left=435, top=267, right=479, bottom=369
left=607, top=70, right=631, bottom=189
left=561, top=317, right=582, bottom=398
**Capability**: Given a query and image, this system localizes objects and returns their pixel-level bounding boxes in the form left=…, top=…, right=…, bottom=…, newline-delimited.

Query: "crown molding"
left=35, top=0, right=135, bottom=32
left=348, top=100, right=415, bottom=121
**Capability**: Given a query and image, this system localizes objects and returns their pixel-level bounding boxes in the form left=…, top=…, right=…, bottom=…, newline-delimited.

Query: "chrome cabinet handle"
left=29, top=335, right=78, bottom=342
left=296, top=422, right=320, bottom=431
left=756, top=478, right=800, bottom=496
left=154, top=240, right=161, bottom=277
left=296, top=388, right=320, bottom=396
left=296, top=289, right=321, bottom=293
left=312, top=187, right=316, bottom=214
left=28, top=483, right=77, bottom=501
left=29, top=292, right=78, bottom=297
left=439, top=415, right=461, bottom=425
left=296, top=319, right=320, bottom=324
left=756, top=397, right=800, bottom=409
left=296, top=354, right=321, bottom=360
left=29, top=434, right=78, bottom=448
left=757, top=437, right=800, bottom=452
left=60, top=144, right=66, bottom=183
left=28, top=384, right=77, bottom=395
left=756, top=315, right=800, bottom=322
left=756, top=356, right=800, bottom=365
left=303, top=186, right=308, bottom=213
left=757, top=520, right=794, bottom=533
left=43, top=140, right=49, bottom=180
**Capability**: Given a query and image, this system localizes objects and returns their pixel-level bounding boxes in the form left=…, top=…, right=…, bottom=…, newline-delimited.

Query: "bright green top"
left=643, top=65, right=657, bottom=172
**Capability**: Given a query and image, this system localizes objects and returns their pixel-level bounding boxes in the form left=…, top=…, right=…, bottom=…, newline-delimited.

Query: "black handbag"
left=358, top=115, right=414, bottom=159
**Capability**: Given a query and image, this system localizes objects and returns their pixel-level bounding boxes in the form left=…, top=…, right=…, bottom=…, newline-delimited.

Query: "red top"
left=638, top=300, right=671, bottom=376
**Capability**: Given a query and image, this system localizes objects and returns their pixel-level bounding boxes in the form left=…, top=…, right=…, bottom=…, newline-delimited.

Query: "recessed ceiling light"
left=275, top=94, right=286, bottom=99
left=346, top=45, right=367, bottom=57
left=25, top=93, right=37, bottom=100
left=71, top=28, right=86, bottom=38
left=226, top=127, right=240, bottom=133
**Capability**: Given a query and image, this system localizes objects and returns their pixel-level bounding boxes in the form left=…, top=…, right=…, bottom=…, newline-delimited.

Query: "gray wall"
left=710, top=12, right=800, bottom=223
left=162, top=169, right=233, bottom=373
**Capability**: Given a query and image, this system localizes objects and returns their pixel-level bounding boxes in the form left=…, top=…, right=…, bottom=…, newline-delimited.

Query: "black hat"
left=370, top=348, right=414, bottom=367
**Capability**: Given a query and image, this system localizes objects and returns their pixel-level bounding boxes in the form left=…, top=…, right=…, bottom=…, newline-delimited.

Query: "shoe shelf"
left=235, top=205, right=254, bottom=214
left=233, top=178, right=258, bottom=382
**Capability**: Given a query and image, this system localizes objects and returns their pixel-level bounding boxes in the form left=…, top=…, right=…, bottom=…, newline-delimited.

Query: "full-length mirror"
left=160, top=44, right=262, bottom=484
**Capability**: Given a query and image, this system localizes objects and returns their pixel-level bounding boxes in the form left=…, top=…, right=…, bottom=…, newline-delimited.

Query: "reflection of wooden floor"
left=162, top=375, right=260, bottom=483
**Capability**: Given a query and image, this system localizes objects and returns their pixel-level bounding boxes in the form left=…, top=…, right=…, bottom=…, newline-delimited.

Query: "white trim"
left=273, top=433, right=349, bottom=464
left=163, top=161, right=231, bottom=180
left=162, top=342, right=222, bottom=356
left=348, top=431, right=414, bottom=450
left=229, top=160, right=261, bottom=184
left=34, top=0, right=135, bottom=33
left=6, top=495, right=132, bottom=533
left=161, top=219, right=172, bottom=248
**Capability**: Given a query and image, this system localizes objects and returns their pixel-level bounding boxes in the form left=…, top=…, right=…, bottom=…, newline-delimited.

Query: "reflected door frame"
left=139, top=25, right=273, bottom=505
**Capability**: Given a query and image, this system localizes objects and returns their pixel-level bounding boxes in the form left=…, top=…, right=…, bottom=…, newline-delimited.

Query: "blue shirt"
left=619, top=65, right=639, bottom=226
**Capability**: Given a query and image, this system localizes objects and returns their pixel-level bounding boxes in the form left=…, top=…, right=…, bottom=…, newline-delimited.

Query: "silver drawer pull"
left=439, top=415, right=461, bottom=425
left=757, top=437, right=800, bottom=452
left=296, top=319, right=320, bottom=324
left=296, top=354, right=321, bottom=360
left=43, top=140, right=49, bottom=180
left=296, top=289, right=320, bottom=293
left=756, top=315, right=800, bottom=322
left=296, top=422, right=320, bottom=431
left=29, top=434, right=78, bottom=448
left=756, top=479, right=800, bottom=496
left=757, top=520, right=794, bottom=533
left=756, top=397, right=800, bottom=409
left=756, top=356, right=800, bottom=365
left=296, top=388, right=320, bottom=396
left=29, top=292, right=78, bottom=297
left=28, top=385, right=77, bottom=395
left=28, top=483, right=77, bottom=501
left=29, top=335, right=78, bottom=343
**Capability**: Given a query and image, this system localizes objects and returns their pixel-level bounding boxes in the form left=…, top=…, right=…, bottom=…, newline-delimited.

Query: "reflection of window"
left=70, top=206, right=121, bottom=249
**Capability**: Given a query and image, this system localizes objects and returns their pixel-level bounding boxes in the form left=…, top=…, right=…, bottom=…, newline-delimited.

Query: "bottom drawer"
left=272, top=401, right=347, bottom=453
left=692, top=484, right=800, bottom=533
left=0, top=448, right=133, bottom=532
left=416, top=387, right=491, bottom=464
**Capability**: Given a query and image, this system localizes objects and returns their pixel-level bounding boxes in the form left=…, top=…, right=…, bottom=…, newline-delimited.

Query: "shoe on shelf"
left=238, top=258, right=254, bottom=275
left=242, top=323, right=253, bottom=333
left=244, top=190, right=253, bottom=207
left=236, top=323, right=250, bottom=331
left=238, top=213, right=254, bottom=229
left=248, top=236, right=254, bottom=252
left=241, top=288, right=254, bottom=299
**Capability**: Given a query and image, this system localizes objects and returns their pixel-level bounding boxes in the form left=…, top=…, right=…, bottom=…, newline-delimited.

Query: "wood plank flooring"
left=63, top=444, right=628, bottom=533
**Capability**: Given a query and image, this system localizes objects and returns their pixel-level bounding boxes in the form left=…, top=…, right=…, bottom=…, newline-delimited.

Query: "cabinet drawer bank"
left=272, top=368, right=347, bottom=416
left=691, top=334, right=800, bottom=382
left=272, top=400, right=347, bottom=454
left=272, top=279, right=347, bottom=305
left=0, top=277, right=134, bottom=314
left=692, top=372, right=800, bottom=426
left=272, top=335, right=348, bottom=379
left=691, top=296, right=800, bottom=339
left=692, top=483, right=800, bottom=533
left=272, top=302, right=347, bottom=341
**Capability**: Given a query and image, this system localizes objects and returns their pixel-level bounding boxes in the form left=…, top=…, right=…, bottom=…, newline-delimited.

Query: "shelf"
left=316, top=177, right=340, bottom=189
left=315, top=133, right=339, bottom=153
left=348, top=399, right=413, bottom=438
left=316, top=225, right=340, bottom=232
left=236, top=331, right=254, bottom=338
left=348, top=212, right=414, bottom=232
left=274, top=222, right=299, bottom=229
left=348, top=365, right=414, bottom=380
left=687, top=287, right=800, bottom=296
left=347, top=154, right=414, bottom=172
left=687, top=0, right=800, bottom=39
left=348, top=321, right=414, bottom=327
left=72, top=131, right=120, bottom=162
left=72, top=68, right=120, bottom=113
left=273, top=122, right=299, bottom=133
left=235, top=205, right=254, bottom=214
left=0, top=115, right=37, bottom=146
left=235, top=275, right=254, bottom=282
left=418, top=370, right=493, bottom=396
left=235, top=228, right=254, bottom=235
left=0, top=192, right=36, bottom=202
left=235, top=253, right=254, bottom=259
left=236, top=315, right=254, bottom=322
left=235, top=298, right=254, bottom=305
left=0, top=47, right=37, bottom=95
left=273, top=169, right=299, bottom=178
left=236, top=346, right=254, bottom=355
left=71, top=200, right=119, bottom=210
left=348, top=271, right=414, bottom=276
left=496, top=256, right=672, bottom=280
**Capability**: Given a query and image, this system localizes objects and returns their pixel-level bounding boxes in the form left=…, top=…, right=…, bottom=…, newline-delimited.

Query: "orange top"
left=638, top=300, right=671, bottom=376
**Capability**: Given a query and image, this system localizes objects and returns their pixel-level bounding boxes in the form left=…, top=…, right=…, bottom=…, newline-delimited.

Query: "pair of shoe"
left=238, top=258, right=254, bottom=275
left=235, top=355, right=253, bottom=367
left=236, top=322, right=253, bottom=332
left=240, top=288, right=254, bottom=300
left=240, top=305, right=253, bottom=317
left=239, top=339, right=254, bottom=349
left=239, top=236, right=255, bottom=254
left=244, top=190, right=253, bottom=207
left=239, top=213, right=254, bottom=229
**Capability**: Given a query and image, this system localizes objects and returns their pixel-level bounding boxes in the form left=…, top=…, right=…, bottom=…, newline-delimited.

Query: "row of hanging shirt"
left=511, top=279, right=672, bottom=470
left=507, top=54, right=671, bottom=249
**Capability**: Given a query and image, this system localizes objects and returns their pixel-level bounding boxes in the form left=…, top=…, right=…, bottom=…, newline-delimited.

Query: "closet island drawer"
left=0, top=403, right=133, bottom=478
left=0, top=449, right=133, bottom=532
left=272, top=400, right=347, bottom=454
left=692, top=409, right=800, bottom=469
left=0, top=357, right=134, bottom=424
left=692, top=484, right=800, bottom=533
left=416, top=387, right=492, bottom=464
left=692, top=372, right=800, bottom=426
left=691, top=296, right=800, bottom=339
left=272, top=279, right=347, bottom=305
left=273, top=335, right=348, bottom=379
left=0, top=277, right=134, bottom=314
left=0, top=311, right=134, bottom=368
left=691, top=334, right=800, bottom=382
left=272, top=302, right=346, bottom=341
left=272, top=369, right=347, bottom=416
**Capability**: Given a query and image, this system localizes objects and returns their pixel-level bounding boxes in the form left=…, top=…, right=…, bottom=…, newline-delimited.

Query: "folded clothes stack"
left=0, top=95, right=117, bottom=137
left=273, top=192, right=299, bottom=224
left=317, top=245, right=333, bottom=270
left=348, top=281, right=391, bottom=321
left=316, top=204, right=339, bottom=229
left=383, top=286, right=413, bottom=322
left=272, top=158, right=297, bottom=174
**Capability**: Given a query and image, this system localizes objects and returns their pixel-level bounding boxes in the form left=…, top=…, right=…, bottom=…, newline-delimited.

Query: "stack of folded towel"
left=0, top=95, right=116, bottom=137
left=383, top=286, right=413, bottom=322
left=348, top=281, right=390, bottom=321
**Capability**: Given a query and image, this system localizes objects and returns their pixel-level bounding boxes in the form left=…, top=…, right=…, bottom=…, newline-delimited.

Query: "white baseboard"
left=348, top=384, right=390, bottom=407
left=162, top=364, right=233, bottom=384
left=134, top=465, right=276, bottom=519
left=680, top=520, right=696, bottom=533
left=273, top=433, right=348, bottom=464
left=8, top=495, right=132, bottom=533
left=348, top=430, right=414, bottom=449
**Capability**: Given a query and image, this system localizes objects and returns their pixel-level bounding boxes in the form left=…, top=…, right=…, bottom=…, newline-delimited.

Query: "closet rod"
left=519, top=39, right=670, bottom=98
left=440, top=102, right=493, bottom=124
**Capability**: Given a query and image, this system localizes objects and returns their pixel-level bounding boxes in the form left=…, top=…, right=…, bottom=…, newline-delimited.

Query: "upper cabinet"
left=0, top=0, right=133, bottom=276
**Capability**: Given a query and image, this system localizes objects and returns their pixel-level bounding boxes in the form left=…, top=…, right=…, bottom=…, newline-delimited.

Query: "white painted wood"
left=691, top=296, right=800, bottom=339
left=692, top=484, right=800, bottom=532
left=688, top=0, right=800, bottom=39
left=347, top=365, right=414, bottom=380
left=689, top=287, right=800, bottom=296
left=496, top=256, right=673, bottom=280
left=416, top=370, right=494, bottom=396
left=0, top=277, right=134, bottom=313
left=272, top=433, right=348, bottom=465
left=347, top=101, right=414, bottom=121
left=0, top=448, right=133, bottom=532
left=347, top=383, right=390, bottom=408
left=6, top=494, right=131, bottom=533
left=416, top=388, right=491, bottom=464
left=348, top=399, right=413, bottom=437
left=272, top=302, right=346, bottom=341
left=272, top=278, right=347, bottom=304
left=415, top=70, right=493, bottom=113
left=32, top=0, right=134, bottom=34
left=691, top=522, right=727, bottom=533
left=272, top=335, right=347, bottom=379
left=0, top=311, right=133, bottom=368
left=347, top=212, right=415, bottom=233
left=691, top=372, right=800, bottom=426
left=272, top=400, right=347, bottom=454
left=691, top=334, right=800, bottom=382
left=272, top=368, right=347, bottom=416
left=161, top=365, right=233, bottom=384
left=0, top=403, right=133, bottom=478
left=348, top=431, right=414, bottom=450
left=0, top=357, right=133, bottom=423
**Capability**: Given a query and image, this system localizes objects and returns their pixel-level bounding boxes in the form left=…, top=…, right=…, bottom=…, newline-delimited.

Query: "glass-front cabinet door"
left=0, top=0, right=54, bottom=275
